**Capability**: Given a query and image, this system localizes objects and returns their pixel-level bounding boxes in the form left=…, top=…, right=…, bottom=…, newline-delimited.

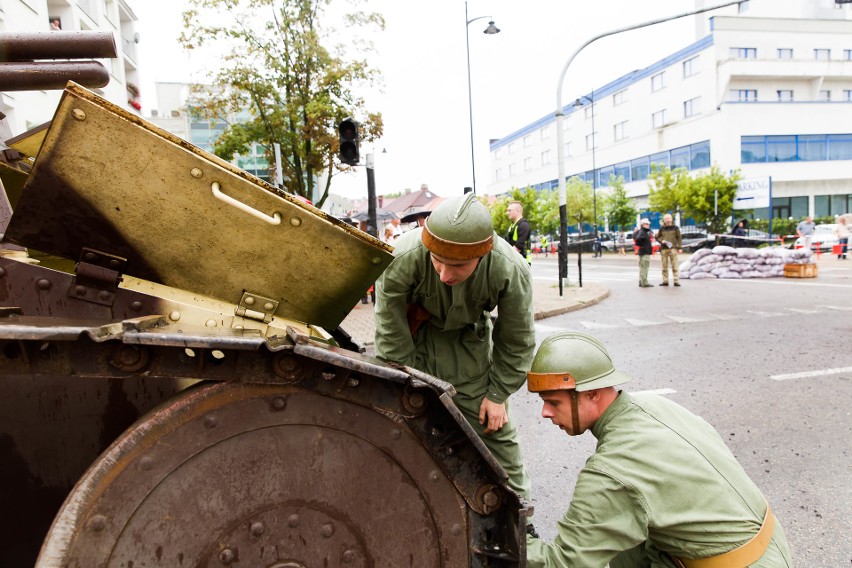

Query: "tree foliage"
left=180, top=0, right=384, bottom=208
left=648, top=164, right=741, bottom=233
left=565, top=177, right=595, bottom=229
left=604, top=175, right=637, bottom=231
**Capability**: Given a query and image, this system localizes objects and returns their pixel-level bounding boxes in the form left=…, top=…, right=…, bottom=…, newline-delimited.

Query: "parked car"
left=795, top=224, right=839, bottom=252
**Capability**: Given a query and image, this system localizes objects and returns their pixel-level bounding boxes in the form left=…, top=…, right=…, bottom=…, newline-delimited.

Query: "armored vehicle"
left=0, top=33, right=526, bottom=567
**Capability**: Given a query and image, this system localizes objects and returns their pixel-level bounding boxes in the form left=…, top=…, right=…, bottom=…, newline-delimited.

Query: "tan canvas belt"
left=673, top=506, right=775, bottom=568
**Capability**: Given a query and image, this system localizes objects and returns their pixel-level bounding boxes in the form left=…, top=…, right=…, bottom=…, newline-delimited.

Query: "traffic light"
left=338, top=118, right=360, bottom=165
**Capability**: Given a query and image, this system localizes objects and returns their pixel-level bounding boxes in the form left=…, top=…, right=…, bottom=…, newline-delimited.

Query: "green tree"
left=604, top=175, right=637, bottom=231
left=180, top=0, right=384, bottom=208
left=532, top=188, right=560, bottom=237
left=647, top=164, right=690, bottom=214
left=565, top=177, right=595, bottom=230
left=487, top=187, right=539, bottom=237
left=682, top=166, right=741, bottom=234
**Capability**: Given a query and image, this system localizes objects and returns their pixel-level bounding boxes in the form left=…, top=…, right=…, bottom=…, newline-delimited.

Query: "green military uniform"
left=527, top=391, right=793, bottom=567
left=656, top=223, right=682, bottom=285
left=374, top=227, right=535, bottom=499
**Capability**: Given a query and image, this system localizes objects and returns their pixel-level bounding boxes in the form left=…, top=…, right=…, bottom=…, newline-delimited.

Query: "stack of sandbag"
left=679, top=246, right=814, bottom=280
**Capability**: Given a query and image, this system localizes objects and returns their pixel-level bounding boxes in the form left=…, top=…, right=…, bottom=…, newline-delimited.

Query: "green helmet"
left=422, top=194, right=493, bottom=260
left=527, top=331, right=633, bottom=392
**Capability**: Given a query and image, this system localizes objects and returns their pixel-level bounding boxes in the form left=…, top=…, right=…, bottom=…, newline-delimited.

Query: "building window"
left=584, top=105, right=594, bottom=120
left=524, top=157, right=533, bottom=171
left=495, top=168, right=502, bottom=181
left=845, top=49, right=852, bottom=61
left=613, top=121, right=628, bottom=141
left=651, top=71, right=665, bottom=92
left=631, top=157, right=650, bottom=181
left=508, top=142, right=516, bottom=154
left=730, top=89, right=757, bottom=102
left=690, top=140, right=711, bottom=169
left=585, top=133, right=597, bottom=151
left=814, top=48, right=831, bottom=60
left=741, top=134, right=852, bottom=163
left=818, top=90, right=831, bottom=102
left=508, top=163, right=516, bottom=176
left=683, top=55, right=699, bottom=77
left=683, top=97, right=701, bottom=118
left=613, top=89, right=627, bottom=105
left=777, top=48, right=793, bottom=60
left=777, top=90, right=793, bottom=102
left=730, top=47, right=757, bottom=59
left=670, top=146, right=690, bottom=169
left=613, top=161, right=630, bottom=182
left=844, top=90, right=852, bottom=102
left=541, top=150, right=551, bottom=165
left=523, top=135, right=532, bottom=148
left=564, top=142, right=572, bottom=156
left=540, top=126, right=551, bottom=140
left=652, top=109, right=666, bottom=128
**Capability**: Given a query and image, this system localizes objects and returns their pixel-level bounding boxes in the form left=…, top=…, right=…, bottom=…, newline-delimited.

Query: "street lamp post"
left=465, top=1, right=500, bottom=194
left=554, top=0, right=744, bottom=296
left=575, top=91, right=597, bottom=254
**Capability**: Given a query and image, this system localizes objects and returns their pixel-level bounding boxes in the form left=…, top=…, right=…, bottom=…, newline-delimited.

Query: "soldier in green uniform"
left=374, top=194, right=535, bottom=502
left=526, top=331, right=793, bottom=568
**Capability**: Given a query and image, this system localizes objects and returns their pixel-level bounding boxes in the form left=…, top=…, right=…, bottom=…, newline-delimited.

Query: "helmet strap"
left=570, top=390, right=580, bottom=434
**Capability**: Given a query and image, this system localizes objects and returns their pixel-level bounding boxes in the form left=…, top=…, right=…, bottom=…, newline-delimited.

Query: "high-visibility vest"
left=509, top=222, right=533, bottom=264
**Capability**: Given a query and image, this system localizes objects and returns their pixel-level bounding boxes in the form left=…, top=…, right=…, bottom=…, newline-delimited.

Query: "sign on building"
left=734, top=177, right=771, bottom=210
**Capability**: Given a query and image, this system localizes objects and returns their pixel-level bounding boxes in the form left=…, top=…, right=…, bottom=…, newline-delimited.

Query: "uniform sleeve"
left=675, top=227, right=683, bottom=248
left=374, top=253, right=418, bottom=366
left=487, top=260, right=535, bottom=404
left=526, top=468, right=650, bottom=567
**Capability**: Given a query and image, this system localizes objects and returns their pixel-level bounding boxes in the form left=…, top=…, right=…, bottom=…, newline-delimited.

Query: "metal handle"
left=211, top=181, right=282, bottom=225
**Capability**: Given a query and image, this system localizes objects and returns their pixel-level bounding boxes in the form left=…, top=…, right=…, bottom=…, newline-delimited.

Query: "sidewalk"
left=339, top=276, right=609, bottom=347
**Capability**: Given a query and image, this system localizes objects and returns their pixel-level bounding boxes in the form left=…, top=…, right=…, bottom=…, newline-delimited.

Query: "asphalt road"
left=514, top=253, right=851, bottom=566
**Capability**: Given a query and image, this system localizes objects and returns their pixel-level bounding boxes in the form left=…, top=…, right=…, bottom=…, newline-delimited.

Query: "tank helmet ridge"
left=422, top=193, right=494, bottom=260
left=527, top=331, right=633, bottom=392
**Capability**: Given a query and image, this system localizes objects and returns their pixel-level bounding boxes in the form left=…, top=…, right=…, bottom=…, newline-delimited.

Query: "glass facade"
left=741, top=134, right=852, bottom=163
left=814, top=194, right=852, bottom=217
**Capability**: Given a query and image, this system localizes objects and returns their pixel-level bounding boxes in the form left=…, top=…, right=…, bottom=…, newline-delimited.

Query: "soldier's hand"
left=479, top=398, right=509, bottom=434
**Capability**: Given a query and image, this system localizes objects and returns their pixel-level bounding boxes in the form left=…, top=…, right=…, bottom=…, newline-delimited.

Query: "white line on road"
left=769, top=366, right=852, bottom=381
left=666, top=315, right=712, bottom=323
left=534, top=323, right=567, bottom=333
left=632, top=388, right=677, bottom=396
left=818, top=304, right=852, bottom=311
left=624, top=318, right=666, bottom=327
left=714, top=279, right=852, bottom=289
left=579, top=321, right=620, bottom=329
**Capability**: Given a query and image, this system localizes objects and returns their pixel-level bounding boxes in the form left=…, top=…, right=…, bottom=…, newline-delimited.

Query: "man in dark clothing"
left=656, top=213, right=682, bottom=286
left=505, top=201, right=532, bottom=265
left=635, top=218, right=653, bottom=287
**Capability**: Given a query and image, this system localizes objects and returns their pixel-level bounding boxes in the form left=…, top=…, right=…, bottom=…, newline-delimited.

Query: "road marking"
left=666, top=315, right=711, bottom=323
left=714, top=279, right=852, bottom=289
left=534, top=322, right=567, bottom=333
left=785, top=307, right=821, bottom=314
left=746, top=310, right=787, bottom=317
left=769, top=366, right=852, bottom=381
left=579, top=321, right=620, bottom=329
left=624, top=318, right=666, bottom=327
left=818, top=304, right=852, bottom=311
left=632, top=388, right=676, bottom=396
left=707, top=313, right=742, bottom=320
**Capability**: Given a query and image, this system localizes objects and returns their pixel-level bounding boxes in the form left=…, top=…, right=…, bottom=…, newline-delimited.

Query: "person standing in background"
left=505, top=201, right=532, bottom=266
left=656, top=214, right=682, bottom=287
left=834, top=217, right=849, bottom=259
left=635, top=219, right=654, bottom=288
left=796, top=216, right=815, bottom=251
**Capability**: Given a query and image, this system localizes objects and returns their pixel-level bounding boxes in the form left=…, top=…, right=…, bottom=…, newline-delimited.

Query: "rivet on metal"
left=190, top=167, right=203, bottom=179
left=89, top=514, right=106, bottom=532
left=84, top=252, right=97, bottom=262
left=98, top=290, right=112, bottom=302
left=271, top=397, right=286, bottom=411
left=72, top=108, right=86, bottom=121
left=0, top=267, right=5, bottom=278
left=263, top=302, right=274, bottom=311
left=390, top=429, right=401, bottom=440
left=169, top=311, right=181, bottom=321
left=205, top=319, right=217, bottom=327
left=139, top=456, right=154, bottom=471
left=322, top=371, right=336, bottom=381
left=321, top=523, right=334, bottom=538
left=184, top=348, right=196, bottom=358
left=130, top=301, right=143, bottom=311
left=408, top=392, right=424, bottom=408
left=347, top=378, right=360, bottom=388
left=290, top=216, right=302, bottom=227
left=203, top=415, right=217, bottom=429
left=74, top=285, right=87, bottom=296
left=371, top=256, right=383, bottom=265
left=36, top=279, right=51, bottom=290
left=218, top=548, right=235, bottom=564
left=250, top=522, right=265, bottom=537
left=287, top=514, right=300, bottom=528
left=244, top=296, right=255, bottom=305
left=109, top=259, right=121, bottom=268
left=342, top=550, right=355, bottom=563
left=429, top=470, right=440, bottom=483
left=211, top=350, right=225, bottom=359
left=481, top=489, right=500, bottom=508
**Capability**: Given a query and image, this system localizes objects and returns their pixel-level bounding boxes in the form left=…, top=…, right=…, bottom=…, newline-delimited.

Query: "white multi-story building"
left=0, top=0, right=141, bottom=135
left=488, top=0, right=852, bottom=222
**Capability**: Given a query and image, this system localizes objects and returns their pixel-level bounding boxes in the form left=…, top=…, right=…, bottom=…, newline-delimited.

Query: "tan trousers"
left=661, top=249, right=679, bottom=284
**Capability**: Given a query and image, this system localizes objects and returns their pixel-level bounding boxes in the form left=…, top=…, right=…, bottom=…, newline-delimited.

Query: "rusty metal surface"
left=0, top=61, right=110, bottom=91
left=3, top=84, right=393, bottom=330
left=0, top=31, right=117, bottom=61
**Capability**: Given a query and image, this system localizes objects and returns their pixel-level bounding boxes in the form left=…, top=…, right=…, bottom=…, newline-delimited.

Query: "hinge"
left=235, top=291, right=279, bottom=324
left=69, top=248, right=125, bottom=306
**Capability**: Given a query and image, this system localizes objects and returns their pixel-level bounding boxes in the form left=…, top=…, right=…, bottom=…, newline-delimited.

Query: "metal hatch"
left=3, top=83, right=393, bottom=330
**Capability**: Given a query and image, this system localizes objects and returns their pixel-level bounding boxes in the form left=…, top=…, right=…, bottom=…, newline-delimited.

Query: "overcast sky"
left=133, top=1, right=741, bottom=201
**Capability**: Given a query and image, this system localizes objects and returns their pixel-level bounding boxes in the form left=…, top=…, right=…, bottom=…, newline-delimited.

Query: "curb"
left=533, top=288, right=611, bottom=320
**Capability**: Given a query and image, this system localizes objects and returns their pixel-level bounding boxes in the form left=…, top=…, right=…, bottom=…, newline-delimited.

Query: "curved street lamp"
left=465, top=1, right=500, bottom=194
left=554, top=0, right=745, bottom=295
left=574, top=91, right=597, bottom=256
